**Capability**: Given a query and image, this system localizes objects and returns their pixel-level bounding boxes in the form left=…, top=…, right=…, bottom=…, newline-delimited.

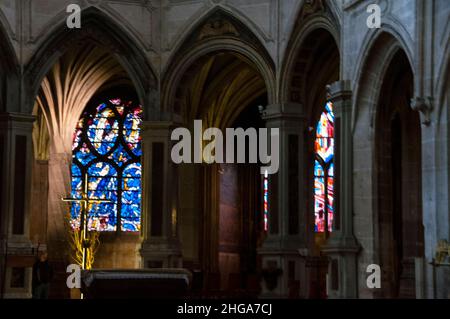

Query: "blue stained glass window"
left=71, top=98, right=142, bottom=232
left=77, top=143, right=96, bottom=166
left=108, top=144, right=132, bottom=166
left=123, top=107, right=143, bottom=156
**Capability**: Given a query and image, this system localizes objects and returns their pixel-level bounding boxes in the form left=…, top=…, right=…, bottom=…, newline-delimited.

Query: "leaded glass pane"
left=314, top=102, right=335, bottom=233
left=70, top=98, right=142, bottom=233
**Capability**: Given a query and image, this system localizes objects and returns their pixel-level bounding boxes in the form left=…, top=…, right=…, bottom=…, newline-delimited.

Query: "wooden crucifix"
left=61, top=173, right=112, bottom=270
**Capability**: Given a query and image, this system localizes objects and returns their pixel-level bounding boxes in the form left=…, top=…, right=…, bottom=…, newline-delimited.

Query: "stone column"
left=46, top=151, right=72, bottom=260
left=321, top=80, right=360, bottom=298
left=0, top=112, right=35, bottom=298
left=140, top=121, right=182, bottom=268
left=201, top=163, right=220, bottom=275
left=258, top=103, right=307, bottom=298
left=411, top=96, right=447, bottom=299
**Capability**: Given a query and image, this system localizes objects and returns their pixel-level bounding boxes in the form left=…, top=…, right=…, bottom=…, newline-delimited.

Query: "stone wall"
left=0, top=0, right=449, bottom=298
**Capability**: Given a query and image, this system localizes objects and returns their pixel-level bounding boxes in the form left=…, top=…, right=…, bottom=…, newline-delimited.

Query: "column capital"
left=261, top=103, right=305, bottom=121
left=321, top=234, right=360, bottom=253
left=0, top=112, right=35, bottom=129
left=411, top=96, right=433, bottom=126
left=141, top=121, right=177, bottom=138
left=326, top=80, right=352, bottom=103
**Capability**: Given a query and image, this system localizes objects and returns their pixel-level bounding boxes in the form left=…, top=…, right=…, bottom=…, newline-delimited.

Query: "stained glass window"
left=71, top=98, right=142, bottom=232
left=314, top=102, right=334, bottom=233
left=263, top=170, right=269, bottom=232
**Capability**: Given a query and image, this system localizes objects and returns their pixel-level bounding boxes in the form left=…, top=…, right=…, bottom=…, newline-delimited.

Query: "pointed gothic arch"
left=25, top=7, right=158, bottom=117
left=353, top=31, right=424, bottom=298
left=275, top=2, right=342, bottom=299
left=161, top=7, right=275, bottom=115
left=280, top=0, right=341, bottom=104
left=375, top=49, right=423, bottom=299
left=160, top=8, right=274, bottom=294
left=352, top=31, right=415, bottom=130
left=24, top=8, right=157, bottom=275
left=167, top=4, right=273, bottom=60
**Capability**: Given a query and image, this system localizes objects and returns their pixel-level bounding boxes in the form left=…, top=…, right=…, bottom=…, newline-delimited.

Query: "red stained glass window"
left=314, top=102, right=334, bottom=233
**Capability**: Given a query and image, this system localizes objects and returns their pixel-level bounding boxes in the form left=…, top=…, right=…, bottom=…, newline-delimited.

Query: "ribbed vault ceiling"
left=181, top=52, right=266, bottom=129
left=33, top=44, right=131, bottom=158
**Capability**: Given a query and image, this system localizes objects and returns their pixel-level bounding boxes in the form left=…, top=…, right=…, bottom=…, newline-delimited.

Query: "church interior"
left=0, top=0, right=449, bottom=299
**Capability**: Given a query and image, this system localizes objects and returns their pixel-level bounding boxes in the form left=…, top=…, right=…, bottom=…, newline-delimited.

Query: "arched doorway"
left=161, top=8, right=275, bottom=298
left=26, top=10, right=157, bottom=296
left=171, top=51, right=269, bottom=297
left=284, top=26, right=340, bottom=298
left=375, top=50, right=424, bottom=298
left=31, top=44, right=145, bottom=259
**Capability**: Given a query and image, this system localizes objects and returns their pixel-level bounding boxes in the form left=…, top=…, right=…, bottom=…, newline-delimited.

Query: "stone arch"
left=24, top=8, right=158, bottom=275
left=168, top=4, right=273, bottom=60
left=161, top=9, right=274, bottom=294
left=276, top=2, right=341, bottom=299
left=24, top=6, right=158, bottom=117
left=168, top=47, right=270, bottom=290
left=352, top=25, right=414, bottom=98
left=353, top=31, right=423, bottom=298
left=280, top=1, right=340, bottom=104
left=352, top=31, right=413, bottom=131
left=375, top=49, right=423, bottom=298
left=283, top=26, right=339, bottom=119
left=161, top=7, right=276, bottom=116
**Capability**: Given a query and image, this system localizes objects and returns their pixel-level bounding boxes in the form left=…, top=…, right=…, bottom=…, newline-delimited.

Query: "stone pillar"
left=140, top=121, right=182, bottom=268
left=258, top=103, right=307, bottom=298
left=321, top=81, right=360, bottom=298
left=46, top=151, right=72, bottom=260
left=412, top=95, right=450, bottom=299
left=201, top=163, right=220, bottom=275
left=0, top=112, right=35, bottom=298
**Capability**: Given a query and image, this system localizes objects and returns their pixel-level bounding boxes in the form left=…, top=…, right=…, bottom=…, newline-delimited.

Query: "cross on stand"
left=62, top=173, right=112, bottom=270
